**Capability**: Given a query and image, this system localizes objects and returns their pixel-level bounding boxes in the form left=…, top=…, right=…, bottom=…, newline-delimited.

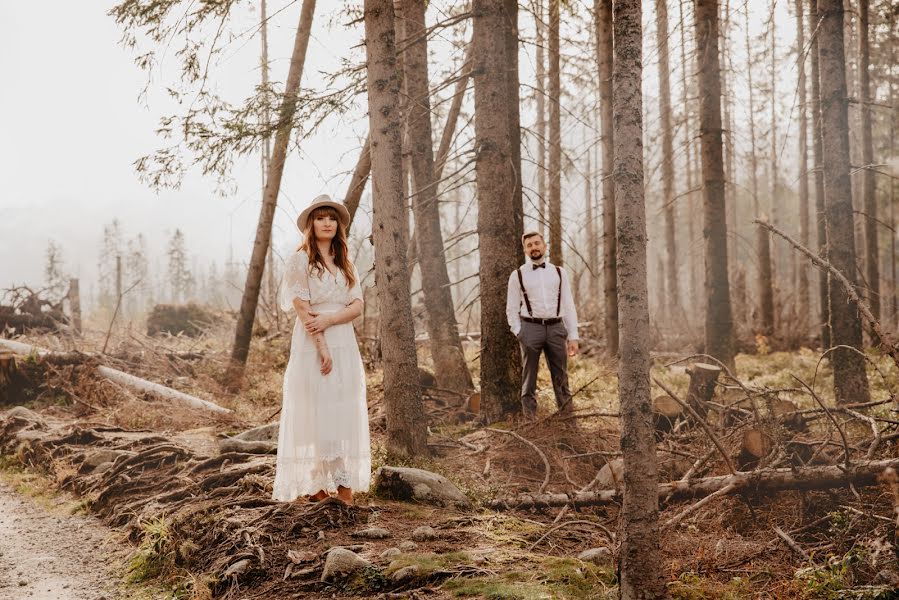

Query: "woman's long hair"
left=299, top=206, right=356, bottom=288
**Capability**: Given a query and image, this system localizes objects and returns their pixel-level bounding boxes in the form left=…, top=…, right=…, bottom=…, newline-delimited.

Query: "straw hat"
left=296, top=194, right=351, bottom=231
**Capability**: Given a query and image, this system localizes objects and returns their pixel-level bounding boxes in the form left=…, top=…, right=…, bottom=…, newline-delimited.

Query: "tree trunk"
left=473, top=0, right=523, bottom=421
left=809, top=0, right=830, bottom=348
left=586, top=143, right=599, bottom=304
left=678, top=0, right=698, bottom=316
left=344, top=133, right=371, bottom=234
left=769, top=0, right=781, bottom=315
left=363, top=0, right=428, bottom=456
left=890, top=8, right=897, bottom=328
left=260, top=0, right=279, bottom=334
left=535, top=0, right=547, bottom=239
left=816, top=0, right=870, bottom=404
left=399, top=0, right=474, bottom=394
left=745, top=5, right=774, bottom=337
left=67, top=278, right=81, bottom=335
left=612, top=1, right=665, bottom=597
left=859, top=0, right=879, bottom=328
left=721, top=1, right=737, bottom=270
left=435, top=43, right=474, bottom=181
left=548, top=0, right=562, bottom=266
left=595, top=0, right=618, bottom=357
left=656, top=0, right=678, bottom=319
left=695, top=0, right=735, bottom=371
left=227, top=0, right=316, bottom=382
left=796, top=0, right=810, bottom=334
left=504, top=0, right=525, bottom=242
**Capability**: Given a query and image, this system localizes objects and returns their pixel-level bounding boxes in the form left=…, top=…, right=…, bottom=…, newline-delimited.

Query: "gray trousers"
left=517, top=320, right=572, bottom=415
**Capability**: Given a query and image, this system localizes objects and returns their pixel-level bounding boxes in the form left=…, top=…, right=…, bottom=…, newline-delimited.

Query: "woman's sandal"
left=308, top=490, right=329, bottom=502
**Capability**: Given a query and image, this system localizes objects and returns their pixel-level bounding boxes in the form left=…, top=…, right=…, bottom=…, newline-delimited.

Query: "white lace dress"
left=272, top=250, right=371, bottom=501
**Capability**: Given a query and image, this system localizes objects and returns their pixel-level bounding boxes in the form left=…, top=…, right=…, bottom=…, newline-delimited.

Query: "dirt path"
left=0, top=481, right=120, bottom=600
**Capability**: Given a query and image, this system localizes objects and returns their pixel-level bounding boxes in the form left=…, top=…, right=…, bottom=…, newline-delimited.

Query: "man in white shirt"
left=506, top=231, right=579, bottom=417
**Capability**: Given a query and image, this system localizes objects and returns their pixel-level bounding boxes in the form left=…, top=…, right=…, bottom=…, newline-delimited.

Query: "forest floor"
left=0, top=321, right=898, bottom=599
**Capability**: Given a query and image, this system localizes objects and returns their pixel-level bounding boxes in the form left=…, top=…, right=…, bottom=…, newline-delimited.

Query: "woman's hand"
left=318, top=343, right=333, bottom=375
left=304, top=312, right=333, bottom=335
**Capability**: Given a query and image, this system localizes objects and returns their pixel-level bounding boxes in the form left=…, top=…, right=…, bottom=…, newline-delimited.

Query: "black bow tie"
left=533, top=262, right=546, bottom=270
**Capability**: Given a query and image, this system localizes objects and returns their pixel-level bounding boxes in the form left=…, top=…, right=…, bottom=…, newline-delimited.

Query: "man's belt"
left=521, top=316, right=562, bottom=325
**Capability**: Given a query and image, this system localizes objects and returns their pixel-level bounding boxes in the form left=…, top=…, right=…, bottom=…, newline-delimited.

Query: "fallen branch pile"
left=0, top=338, right=230, bottom=414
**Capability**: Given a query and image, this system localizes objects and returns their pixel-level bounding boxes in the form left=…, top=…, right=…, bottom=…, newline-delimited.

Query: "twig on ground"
left=662, top=483, right=737, bottom=531
left=792, top=375, right=851, bottom=469
left=773, top=525, right=812, bottom=562
left=486, top=427, right=551, bottom=494
left=653, top=376, right=737, bottom=475
left=527, top=519, right=613, bottom=551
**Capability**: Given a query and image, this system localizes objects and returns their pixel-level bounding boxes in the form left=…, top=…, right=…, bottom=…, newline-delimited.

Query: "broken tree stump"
left=653, top=394, right=683, bottom=436
left=685, top=363, right=722, bottom=420
left=0, top=351, right=22, bottom=405
left=738, top=428, right=774, bottom=470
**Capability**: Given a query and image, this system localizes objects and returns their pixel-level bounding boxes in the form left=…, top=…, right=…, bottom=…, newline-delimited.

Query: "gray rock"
left=320, top=547, right=371, bottom=582
left=351, top=527, right=391, bottom=540
left=379, top=548, right=401, bottom=560
left=411, top=526, right=437, bottom=542
left=873, top=570, right=899, bottom=586
left=218, top=438, right=277, bottom=455
left=234, top=423, right=279, bottom=442
left=391, top=564, right=420, bottom=583
left=82, top=449, right=132, bottom=470
left=373, top=466, right=471, bottom=508
left=577, top=547, right=612, bottom=566
left=595, top=459, right=624, bottom=489
left=398, top=541, right=418, bottom=552
left=5, top=406, right=45, bottom=427
left=223, top=558, right=252, bottom=577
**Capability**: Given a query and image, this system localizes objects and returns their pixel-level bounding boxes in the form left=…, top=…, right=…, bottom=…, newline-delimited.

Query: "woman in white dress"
left=272, top=195, right=371, bottom=505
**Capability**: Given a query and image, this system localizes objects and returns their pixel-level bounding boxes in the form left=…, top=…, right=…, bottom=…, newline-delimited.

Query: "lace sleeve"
left=280, top=251, right=311, bottom=311
left=348, top=265, right=364, bottom=304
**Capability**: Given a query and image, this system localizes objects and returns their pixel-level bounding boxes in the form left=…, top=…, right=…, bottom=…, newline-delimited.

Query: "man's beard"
left=530, top=251, right=544, bottom=261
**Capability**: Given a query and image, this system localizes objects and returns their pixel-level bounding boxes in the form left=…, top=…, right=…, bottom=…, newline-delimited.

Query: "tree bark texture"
left=473, top=0, right=523, bottom=421
left=678, top=0, right=699, bottom=315
left=817, top=0, right=870, bottom=404
left=744, top=4, right=774, bottom=337
left=809, top=0, right=830, bottom=348
left=503, top=0, right=524, bottom=244
left=595, top=0, right=618, bottom=357
left=399, top=0, right=473, bottom=394
left=612, top=1, right=666, bottom=597
left=363, top=0, right=428, bottom=455
left=695, top=0, right=735, bottom=371
left=535, top=0, right=547, bottom=240
left=796, top=0, right=811, bottom=331
left=228, top=0, right=316, bottom=378
left=858, top=0, right=879, bottom=326
left=656, top=0, right=679, bottom=319
left=548, top=0, right=562, bottom=266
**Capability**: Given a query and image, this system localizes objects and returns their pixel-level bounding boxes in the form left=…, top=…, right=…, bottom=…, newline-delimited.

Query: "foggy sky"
left=0, top=2, right=368, bottom=293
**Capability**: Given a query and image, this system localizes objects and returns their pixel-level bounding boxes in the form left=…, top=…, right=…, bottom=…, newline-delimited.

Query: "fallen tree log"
left=487, top=457, right=899, bottom=510
left=0, top=339, right=230, bottom=414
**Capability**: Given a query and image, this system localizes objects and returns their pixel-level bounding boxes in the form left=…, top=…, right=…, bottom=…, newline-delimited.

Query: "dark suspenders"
left=516, top=265, right=562, bottom=317
left=516, top=268, right=533, bottom=316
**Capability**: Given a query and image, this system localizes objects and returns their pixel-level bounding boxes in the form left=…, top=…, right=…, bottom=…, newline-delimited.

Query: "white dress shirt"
left=506, top=258, right=579, bottom=340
